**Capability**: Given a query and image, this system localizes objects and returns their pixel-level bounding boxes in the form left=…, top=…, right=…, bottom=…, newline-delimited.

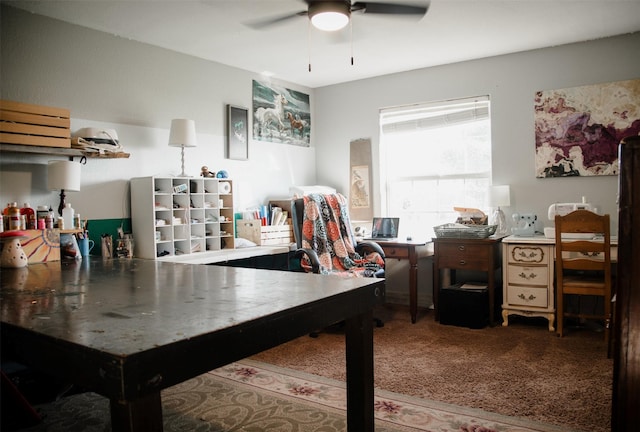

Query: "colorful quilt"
left=300, top=193, right=384, bottom=277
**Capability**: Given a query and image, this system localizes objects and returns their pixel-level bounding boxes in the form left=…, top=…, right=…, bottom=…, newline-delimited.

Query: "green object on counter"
left=86, top=218, right=131, bottom=257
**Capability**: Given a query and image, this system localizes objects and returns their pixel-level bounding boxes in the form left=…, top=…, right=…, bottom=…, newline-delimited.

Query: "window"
left=379, top=95, right=492, bottom=239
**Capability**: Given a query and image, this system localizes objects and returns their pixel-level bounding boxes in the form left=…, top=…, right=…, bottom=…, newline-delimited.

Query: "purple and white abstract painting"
left=534, top=79, right=640, bottom=178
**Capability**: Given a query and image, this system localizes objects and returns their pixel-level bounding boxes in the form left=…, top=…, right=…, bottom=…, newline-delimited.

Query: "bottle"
left=45, top=208, right=55, bottom=229
left=8, top=202, right=20, bottom=231
left=21, top=203, right=36, bottom=230
left=2, top=203, right=9, bottom=230
left=36, top=205, right=49, bottom=221
left=36, top=205, right=48, bottom=230
left=62, top=203, right=74, bottom=230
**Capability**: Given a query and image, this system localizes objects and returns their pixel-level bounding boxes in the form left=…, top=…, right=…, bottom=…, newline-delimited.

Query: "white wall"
left=0, top=6, right=316, bottom=220
left=314, top=33, right=640, bottom=237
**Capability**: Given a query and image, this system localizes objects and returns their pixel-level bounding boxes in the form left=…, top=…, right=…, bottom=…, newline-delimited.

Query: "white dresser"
left=502, top=236, right=555, bottom=331
left=501, top=235, right=617, bottom=332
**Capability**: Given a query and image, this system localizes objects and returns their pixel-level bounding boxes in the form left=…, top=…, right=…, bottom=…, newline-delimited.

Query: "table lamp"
left=490, top=185, right=511, bottom=235
left=48, top=160, right=81, bottom=216
left=168, top=119, right=197, bottom=177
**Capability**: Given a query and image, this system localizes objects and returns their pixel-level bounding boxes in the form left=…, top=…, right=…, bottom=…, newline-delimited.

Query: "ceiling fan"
left=248, top=0, right=430, bottom=32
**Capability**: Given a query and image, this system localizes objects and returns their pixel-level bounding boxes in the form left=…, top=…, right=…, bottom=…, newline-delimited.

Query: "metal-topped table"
left=1, top=258, right=385, bottom=431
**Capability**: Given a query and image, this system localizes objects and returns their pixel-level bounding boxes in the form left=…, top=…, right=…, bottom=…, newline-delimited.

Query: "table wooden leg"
left=488, top=258, right=495, bottom=326
left=345, top=309, right=374, bottom=432
left=409, top=249, right=418, bottom=324
left=110, top=392, right=163, bottom=432
left=433, top=262, right=439, bottom=321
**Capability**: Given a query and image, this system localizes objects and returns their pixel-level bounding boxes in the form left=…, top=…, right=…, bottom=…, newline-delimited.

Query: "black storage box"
left=439, top=283, right=489, bottom=329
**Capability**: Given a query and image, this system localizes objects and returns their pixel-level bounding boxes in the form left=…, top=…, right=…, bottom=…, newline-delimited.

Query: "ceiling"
left=4, top=0, right=640, bottom=88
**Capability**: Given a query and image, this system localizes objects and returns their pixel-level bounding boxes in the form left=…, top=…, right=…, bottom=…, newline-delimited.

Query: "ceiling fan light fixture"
left=309, top=1, right=351, bottom=31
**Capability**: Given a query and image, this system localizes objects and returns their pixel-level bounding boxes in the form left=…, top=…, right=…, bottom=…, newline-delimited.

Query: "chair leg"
left=557, top=292, right=564, bottom=337
left=604, top=295, right=611, bottom=349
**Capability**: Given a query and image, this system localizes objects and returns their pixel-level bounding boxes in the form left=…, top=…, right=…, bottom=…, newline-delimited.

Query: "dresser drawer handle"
left=458, top=245, right=465, bottom=251
left=459, top=260, right=466, bottom=265
left=518, top=272, right=538, bottom=281
left=518, top=293, right=536, bottom=302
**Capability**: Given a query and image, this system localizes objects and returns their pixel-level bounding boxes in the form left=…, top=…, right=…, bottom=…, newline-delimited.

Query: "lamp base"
left=177, top=145, right=189, bottom=177
left=492, top=207, right=508, bottom=235
left=57, top=189, right=67, bottom=216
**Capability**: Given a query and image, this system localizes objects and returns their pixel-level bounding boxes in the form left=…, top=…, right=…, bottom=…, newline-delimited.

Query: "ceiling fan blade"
left=351, top=1, right=429, bottom=16
left=245, top=10, right=308, bottom=30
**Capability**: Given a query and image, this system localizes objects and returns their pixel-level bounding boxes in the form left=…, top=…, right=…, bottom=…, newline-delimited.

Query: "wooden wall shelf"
left=0, top=143, right=130, bottom=159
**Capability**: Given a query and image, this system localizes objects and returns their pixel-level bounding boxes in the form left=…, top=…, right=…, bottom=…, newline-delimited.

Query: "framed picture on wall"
left=226, top=104, right=249, bottom=160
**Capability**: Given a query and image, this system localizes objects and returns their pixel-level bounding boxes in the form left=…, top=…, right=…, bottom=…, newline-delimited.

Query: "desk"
left=159, top=245, right=291, bottom=265
left=432, top=236, right=505, bottom=326
left=1, top=259, right=384, bottom=431
left=368, top=240, right=432, bottom=324
left=501, top=235, right=618, bottom=331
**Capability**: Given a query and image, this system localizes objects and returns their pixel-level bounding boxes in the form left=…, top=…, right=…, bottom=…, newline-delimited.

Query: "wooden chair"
left=555, top=210, right=612, bottom=346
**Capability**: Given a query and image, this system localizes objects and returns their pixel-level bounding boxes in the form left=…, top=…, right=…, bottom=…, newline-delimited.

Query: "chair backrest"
left=291, top=197, right=305, bottom=249
left=554, top=209, right=611, bottom=282
left=291, top=193, right=383, bottom=277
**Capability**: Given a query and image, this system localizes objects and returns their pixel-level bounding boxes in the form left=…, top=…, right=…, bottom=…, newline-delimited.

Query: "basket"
left=434, top=223, right=497, bottom=239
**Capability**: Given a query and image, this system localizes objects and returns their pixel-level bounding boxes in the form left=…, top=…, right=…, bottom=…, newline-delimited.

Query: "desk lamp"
left=47, top=160, right=81, bottom=216
left=490, top=185, right=511, bottom=235
left=168, top=119, right=197, bottom=177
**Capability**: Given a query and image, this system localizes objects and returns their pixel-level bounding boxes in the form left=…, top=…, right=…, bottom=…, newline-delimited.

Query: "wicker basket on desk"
left=434, top=223, right=497, bottom=239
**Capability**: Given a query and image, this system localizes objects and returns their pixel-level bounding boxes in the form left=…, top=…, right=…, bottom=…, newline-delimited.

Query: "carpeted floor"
left=251, top=303, right=612, bottom=432
left=13, top=358, right=578, bottom=432
left=6, top=304, right=611, bottom=432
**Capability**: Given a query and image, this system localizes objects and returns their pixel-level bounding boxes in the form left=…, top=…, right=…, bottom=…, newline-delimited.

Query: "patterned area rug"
left=17, top=359, right=575, bottom=432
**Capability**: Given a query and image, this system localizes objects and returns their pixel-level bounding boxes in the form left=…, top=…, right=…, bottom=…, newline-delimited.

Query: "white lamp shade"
left=490, top=185, right=511, bottom=208
left=47, top=160, right=81, bottom=191
left=168, top=119, right=197, bottom=148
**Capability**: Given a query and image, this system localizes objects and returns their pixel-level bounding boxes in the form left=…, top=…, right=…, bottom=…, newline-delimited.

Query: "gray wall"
left=1, top=5, right=316, bottom=219
left=314, top=33, right=640, bottom=238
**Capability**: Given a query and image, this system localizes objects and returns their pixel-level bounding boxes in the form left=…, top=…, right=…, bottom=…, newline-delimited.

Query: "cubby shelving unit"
left=131, top=176, right=235, bottom=259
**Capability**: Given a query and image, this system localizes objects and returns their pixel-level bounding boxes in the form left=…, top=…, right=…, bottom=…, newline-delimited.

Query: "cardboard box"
left=237, top=220, right=293, bottom=246
left=0, top=100, right=71, bottom=148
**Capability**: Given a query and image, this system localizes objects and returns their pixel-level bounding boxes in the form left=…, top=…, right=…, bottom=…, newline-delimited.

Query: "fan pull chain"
left=350, top=19, right=354, bottom=66
left=308, top=22, right=312, bottom=72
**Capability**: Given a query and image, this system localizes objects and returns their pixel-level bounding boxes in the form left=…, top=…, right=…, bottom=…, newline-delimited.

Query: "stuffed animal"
left=200, top=166, right=215, bottom=178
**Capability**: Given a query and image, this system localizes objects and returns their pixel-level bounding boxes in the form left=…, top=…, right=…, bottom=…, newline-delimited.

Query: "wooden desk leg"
left=110, top=392, right=163, bottom=432
left=488, top=252, right=495, bottom=326
left=408, top=247, right=418, bottom=324
left=433, top=262, right=439, bottom=321
left=345, top=309, right=374, bottom=432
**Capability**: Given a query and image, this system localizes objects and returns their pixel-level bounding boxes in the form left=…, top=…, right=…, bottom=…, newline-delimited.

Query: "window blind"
left=380, top=95, right=490, bottom=133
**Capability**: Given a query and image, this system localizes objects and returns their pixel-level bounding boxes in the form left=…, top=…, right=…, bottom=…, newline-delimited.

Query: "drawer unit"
left=381, top=246, right=409, bottom=259
left=501, top=241, right=555, bottom=331
left=436, top=243, right=491, bottom=270
left=506, top=263, right=549, bottom=287
left=506, top=285, right=548, bottom=308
